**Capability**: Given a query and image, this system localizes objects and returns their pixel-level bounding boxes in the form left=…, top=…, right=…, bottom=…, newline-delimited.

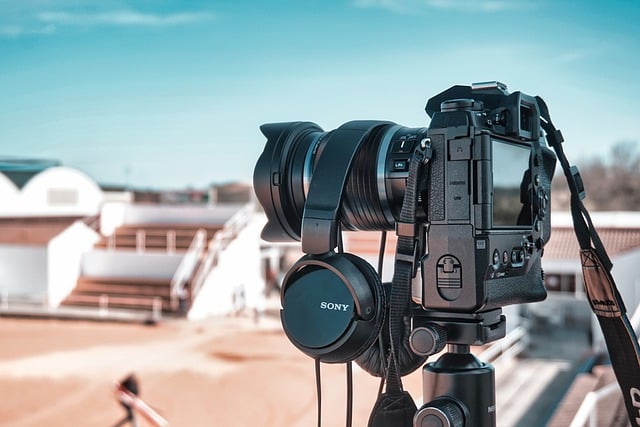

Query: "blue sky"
left=1, top=0, right=639, bottom=189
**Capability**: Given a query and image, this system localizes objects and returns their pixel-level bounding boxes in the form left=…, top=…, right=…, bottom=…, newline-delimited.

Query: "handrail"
left=569, top=381, right=620, bottom=427
left=568, top=300, right=640, bottom=426
left=169, top=229, right=207, bottom=309
left=81, top=214, right=101, bottom=231
left=478, top=320, right=528, bottom=366
left=190, top=204, right=253, bottom=299
left=478, top=325, right=528, bottom=364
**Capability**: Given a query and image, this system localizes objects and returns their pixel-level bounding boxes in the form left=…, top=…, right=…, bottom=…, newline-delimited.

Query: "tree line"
left=551, top=142, right=640, bottom=211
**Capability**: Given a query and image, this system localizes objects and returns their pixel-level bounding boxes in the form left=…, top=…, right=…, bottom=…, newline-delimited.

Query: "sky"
left=1, top=0, right=639, bottom=190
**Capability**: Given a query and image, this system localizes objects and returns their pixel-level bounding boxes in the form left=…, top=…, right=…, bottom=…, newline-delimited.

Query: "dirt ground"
left=0, top=312, right=424, bottom=426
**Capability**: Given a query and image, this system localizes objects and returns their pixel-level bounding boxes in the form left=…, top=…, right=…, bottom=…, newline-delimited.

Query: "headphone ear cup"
left=342, top=253, right=386, bottom=359
left=280, top=253, right=385, bottom=364
left=355, top=283, right=428, bottom=378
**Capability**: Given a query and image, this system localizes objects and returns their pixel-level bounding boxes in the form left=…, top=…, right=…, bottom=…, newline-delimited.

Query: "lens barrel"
left=254, top=121, right=426, bottom=242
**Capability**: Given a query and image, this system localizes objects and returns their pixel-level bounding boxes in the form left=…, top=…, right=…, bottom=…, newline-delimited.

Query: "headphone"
left=280, top=121, right=386, bottom=363
left=280, top=121, right=426, bottom=374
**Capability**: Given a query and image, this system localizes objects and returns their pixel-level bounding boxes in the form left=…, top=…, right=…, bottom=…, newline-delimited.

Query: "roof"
left=0, top=158, right=61, bottom=189
left=546, top=211, right=640, bottom=259
left=344, top=212, right=640, bottom=261
left=544, top=227, right=640, bottom=260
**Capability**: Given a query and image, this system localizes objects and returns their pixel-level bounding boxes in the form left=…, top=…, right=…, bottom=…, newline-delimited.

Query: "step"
left=62, top=293, right=170, bottom=311
left=73, top=284, right=172, bottom=298
left=76, top=276, right=171, bottom=287
left=547, top=366, right=625, bottom=427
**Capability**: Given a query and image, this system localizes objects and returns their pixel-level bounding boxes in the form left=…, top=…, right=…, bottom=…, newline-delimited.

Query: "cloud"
left=37, top=10, right=215, bottom=27
left=0, top=6, right=216, bottom=38
left=353, top=0, right=534, bottom=13
left=0, top=23, right=55, bottom=38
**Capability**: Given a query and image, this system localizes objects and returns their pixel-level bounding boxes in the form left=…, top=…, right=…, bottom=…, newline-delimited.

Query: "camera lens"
left=253, top=121, right=426, bottom=242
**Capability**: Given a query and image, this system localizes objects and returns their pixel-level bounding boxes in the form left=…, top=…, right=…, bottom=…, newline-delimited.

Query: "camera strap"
left=369, top=138, right=433, bottom=427
left=537, top=96, right=640, bottom=426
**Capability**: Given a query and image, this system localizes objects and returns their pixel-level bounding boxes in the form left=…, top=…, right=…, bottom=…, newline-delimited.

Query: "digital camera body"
left=414, top=82, right=556, bottom=313
left=254, top=82, right=556, bottom=317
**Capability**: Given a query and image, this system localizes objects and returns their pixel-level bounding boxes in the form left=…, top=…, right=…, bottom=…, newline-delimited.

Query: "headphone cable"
left=346, top=362, right=353, bottom=427
left=315, top=358, right=322, bottom=427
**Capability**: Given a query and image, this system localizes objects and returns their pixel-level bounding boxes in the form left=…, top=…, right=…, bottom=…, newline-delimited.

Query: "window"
left=545, top=273, right=576, bottom=293
left=47, top=188, right=79, bottom=206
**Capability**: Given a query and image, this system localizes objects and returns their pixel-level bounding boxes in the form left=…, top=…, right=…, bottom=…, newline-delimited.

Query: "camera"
left=254, top=81, right=556, bottom=315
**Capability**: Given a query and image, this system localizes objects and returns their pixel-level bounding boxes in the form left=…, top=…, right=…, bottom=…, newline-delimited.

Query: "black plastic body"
left=418, top=96, right=556, bottom=312
left=420, top=349, right=496, bottom=427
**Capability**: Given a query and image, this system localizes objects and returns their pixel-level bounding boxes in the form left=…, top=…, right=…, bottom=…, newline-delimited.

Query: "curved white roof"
left=0, top=172, right=19, bottom=196
left=0, top=166, right=103, bottom=217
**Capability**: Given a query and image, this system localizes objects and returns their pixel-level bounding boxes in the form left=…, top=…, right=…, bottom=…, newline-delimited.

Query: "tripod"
left=411, top=309, right=506, bottom=427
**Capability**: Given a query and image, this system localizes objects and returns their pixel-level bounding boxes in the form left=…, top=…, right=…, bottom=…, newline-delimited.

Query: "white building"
left=538, top=211, right=640, bottom=350
left=0, top=159, right=262, bottom=318
left=0, top=159, right=103, bottom=305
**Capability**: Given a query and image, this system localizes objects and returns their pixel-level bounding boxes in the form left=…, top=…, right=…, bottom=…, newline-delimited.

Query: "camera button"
left=492, top=249, right=500, bottom=267
left=392, top=159, right=409, bottom=171
left=392, top=139, right=415, bottom=154
left=449, top=138, right=471, bottom=160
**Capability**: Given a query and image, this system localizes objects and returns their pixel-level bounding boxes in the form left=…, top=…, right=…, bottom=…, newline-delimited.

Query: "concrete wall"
left=611, top=248, right=640, bottom=311
left=48, top=221, right=100, bottom=307
left=122, top=204, right=243, bottom=225
left=81, top=249, right=182, bottom=279
left=189, top=214, right=265, bottom=319
left=541, top=248, right=640, bottom=352
left=0, top=244, right=48, bottom=303
left=100, top=202, right=246, bottom=236
left=590, top=248, right=640, bottom=352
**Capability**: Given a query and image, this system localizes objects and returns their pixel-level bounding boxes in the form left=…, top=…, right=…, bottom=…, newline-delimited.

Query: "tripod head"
left=405, top=309, right=505, bottom=427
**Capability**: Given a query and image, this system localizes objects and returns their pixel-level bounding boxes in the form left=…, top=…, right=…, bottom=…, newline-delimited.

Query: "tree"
left=551, top=141, right=640, bottom=211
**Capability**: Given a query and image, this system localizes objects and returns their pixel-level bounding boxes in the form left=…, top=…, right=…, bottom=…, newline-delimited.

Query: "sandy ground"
left=0, top=311, right=425, bottom=427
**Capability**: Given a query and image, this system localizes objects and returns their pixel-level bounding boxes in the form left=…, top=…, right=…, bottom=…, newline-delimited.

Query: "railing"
left=107, top=228, right=187, bottom=253
left=189, top=204, right=253, bottom=300
left=568, top=301, right=640, bottom=426
left=0, top=288, right=48, bottom=308
left=169, top=229, right=207, bottom=309
left=478, top=319, right=529, bottom=366
left=96, top=294, right=163, bottom=320
left=569, top=381, right=620, bottom=427
left=478, top=324, right=528, bottom=365
left=81, top=214, right=101, bottom=231
left=1, top=288, right=8, bottom=309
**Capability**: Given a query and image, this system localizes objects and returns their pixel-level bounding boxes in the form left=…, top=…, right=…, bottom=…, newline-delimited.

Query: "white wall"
left=189, top=214, right=265, bottom=320
left=100, top=202, right=246, bottom=235
left=610, top=248, right=640, bottom=311
left=122, top=204, right=243, bottom=225
left=81, top=249, right=183, bottom=279
left=47, top=221, right=100, bottom=307
left=588, top=248, right=640, bottom=352
left=0, top=244, right=48, bottom=303
left=100, top=202, right=127, bottom=236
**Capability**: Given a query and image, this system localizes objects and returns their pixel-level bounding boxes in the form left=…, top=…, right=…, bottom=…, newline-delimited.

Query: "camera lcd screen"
left=492, top=139, right=532, bottom=226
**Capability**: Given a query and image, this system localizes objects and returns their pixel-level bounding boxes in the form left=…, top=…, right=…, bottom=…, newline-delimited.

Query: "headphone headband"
left=301, top=120, right=391, bottom=254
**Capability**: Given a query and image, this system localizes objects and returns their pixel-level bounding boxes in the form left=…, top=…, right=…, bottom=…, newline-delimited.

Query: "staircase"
left=547, top=364, right=628, bottom=426
left=62, top=276, right=170, bottom=312
left=60, top=223, right=220, bottom=316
